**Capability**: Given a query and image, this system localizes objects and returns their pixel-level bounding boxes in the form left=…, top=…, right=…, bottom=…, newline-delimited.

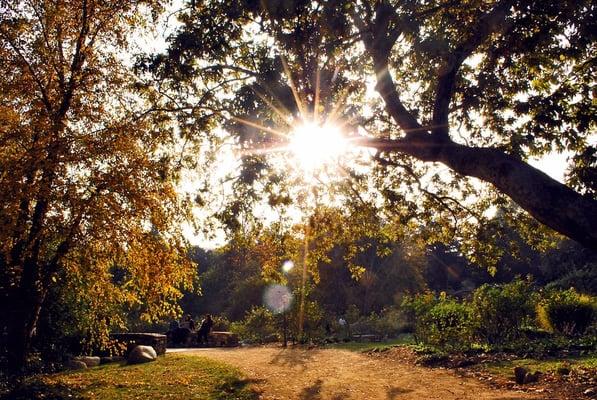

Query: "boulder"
left=110, top=333, right=167, bottom=355
left=65, top=360, right=88, bottom=370
left=127, top=345, right=157, bottom=365
left=514, top=366, right=528, bottom=384
left=514, top=366, right=542, bottom=384
left=73, top=356, right=101, bottom=368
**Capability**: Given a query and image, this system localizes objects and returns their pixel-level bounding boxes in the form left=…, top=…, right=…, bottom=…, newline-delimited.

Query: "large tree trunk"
left=437, top=142, right=597, bottom=250
left=6, top=263, right=45, bottom=372
left=366, top=135, right=597, bottom=250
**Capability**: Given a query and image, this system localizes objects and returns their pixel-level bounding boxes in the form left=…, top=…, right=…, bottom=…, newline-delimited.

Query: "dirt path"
left=178, top=347, right=545, bottom=400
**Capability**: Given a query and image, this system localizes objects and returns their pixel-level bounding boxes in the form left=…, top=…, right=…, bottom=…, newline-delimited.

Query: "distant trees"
left=0, top=1, right=195, bottom=370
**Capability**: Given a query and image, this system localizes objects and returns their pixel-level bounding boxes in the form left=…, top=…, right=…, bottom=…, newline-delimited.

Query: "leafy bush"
left=210, top=315, right=230, bottom=331
left=470, top=279, right=538, bottom=344
left=425, top=299, right=473, bottom=350
left=401, top=292, right=437, bottom=342
left=402, top=293, right=472, bottom=350
left=538, top=289, right=596, bottom=336
left=545, top=266, right=597, bottom=295
left=230, top=306, right=277, bottom=343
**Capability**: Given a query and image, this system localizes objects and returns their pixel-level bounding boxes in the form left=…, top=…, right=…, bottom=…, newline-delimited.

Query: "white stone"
left=127, top=345, right=157, bottom=365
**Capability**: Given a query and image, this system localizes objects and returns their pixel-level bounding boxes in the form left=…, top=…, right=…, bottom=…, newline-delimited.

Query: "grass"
left=4, top=354, right=259, bottom=400
left=482, top=353, right=597, bottom=376
left=326, top=334, right=414, bottom=352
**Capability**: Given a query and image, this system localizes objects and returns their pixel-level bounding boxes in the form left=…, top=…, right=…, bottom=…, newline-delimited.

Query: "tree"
left=0, top=1, right=195, bottom=370
left=145, top=0, right=596, bottom=250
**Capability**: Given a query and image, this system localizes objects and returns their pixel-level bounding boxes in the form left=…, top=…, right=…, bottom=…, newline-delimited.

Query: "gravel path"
left=177, top=347, right=545, bottom=400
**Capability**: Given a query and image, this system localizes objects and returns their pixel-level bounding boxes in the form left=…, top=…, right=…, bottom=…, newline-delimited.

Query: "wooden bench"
left=352, top=333, right=383, bottom=342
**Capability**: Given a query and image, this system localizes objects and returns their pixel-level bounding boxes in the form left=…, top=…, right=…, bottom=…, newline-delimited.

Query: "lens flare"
left=263, top=284, right=293, bottom=314
left=282, top=260, right=294, bottom=273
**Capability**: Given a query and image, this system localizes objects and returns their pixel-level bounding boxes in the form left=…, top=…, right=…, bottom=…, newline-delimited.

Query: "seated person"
left=197, top=314, right=214, bottom=345
left=179, top=314, right=196, bottom=331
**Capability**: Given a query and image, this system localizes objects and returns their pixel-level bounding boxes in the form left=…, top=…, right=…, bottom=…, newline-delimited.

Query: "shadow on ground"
left=269, top=348, right=319, bottom=371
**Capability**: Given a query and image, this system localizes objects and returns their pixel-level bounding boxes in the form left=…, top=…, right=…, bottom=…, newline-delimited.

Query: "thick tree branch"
left=357, top=135, right=597, bottom=250
left=431, top=0, right=514, bottom=138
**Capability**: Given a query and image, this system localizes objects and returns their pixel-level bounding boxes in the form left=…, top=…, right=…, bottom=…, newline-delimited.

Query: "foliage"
left=402, top=292, right=473, bottom=350
left=1, top=354, right=258, bottom=400
left=347, top=306, right=411, bottom=338
left=538, top=289, right=596, bottom=336
left=146, top=0, right=597, bottom=258
left=0, top=0, right=196, bottom=369
left=544, top=266, right=597, bottom=295
left=230, top=306, right=278, bottom=344
left=210, top=315, right=231, bottom=332
left=470, top=279, right=538, bottom=344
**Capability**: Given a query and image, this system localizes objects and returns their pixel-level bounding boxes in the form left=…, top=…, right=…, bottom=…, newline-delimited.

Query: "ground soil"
left=175, top=347, right=548, bottom=400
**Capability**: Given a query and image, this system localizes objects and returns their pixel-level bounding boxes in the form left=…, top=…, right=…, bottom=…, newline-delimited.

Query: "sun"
left=288, top=121, right=348, bottom=171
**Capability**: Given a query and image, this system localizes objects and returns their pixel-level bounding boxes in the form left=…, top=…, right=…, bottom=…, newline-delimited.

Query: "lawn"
left=3, top=354, right=259, bottom=400
left=482, top=353, right=597, bottom=376
left=326, top=334, right=415, bottom=352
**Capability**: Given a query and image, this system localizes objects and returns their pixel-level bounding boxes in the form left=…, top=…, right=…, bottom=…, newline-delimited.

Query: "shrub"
left=401, top=292, right=437, bottom=343
left=539, top=289, right=596, bottom=336
left=402, top=293, right=472, bottom=350
left=230, top=306, right=277, bottom=343
left=210, top=315, right=230, bottom=331
left=545, top=266, right=597, bottom=295
left=425, top=299, right=473, bottom=350
left=470, top=279, right=538, bottom=344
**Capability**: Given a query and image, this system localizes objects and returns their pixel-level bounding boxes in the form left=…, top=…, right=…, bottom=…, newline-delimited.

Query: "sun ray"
left=231, top=116, right=290, bottom=140
left=238, top=144, right=290, bottom=157
left=281, top=55, right=307, bottom=120
left=314, top=66, right=321, bottom=123
left=251, top=86, right=294, bottom=127
left=324, top=85, right=352, bottom=127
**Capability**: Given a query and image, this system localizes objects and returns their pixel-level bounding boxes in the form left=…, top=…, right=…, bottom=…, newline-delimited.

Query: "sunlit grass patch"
left=5, top=354, right=259, bottom=400
left=327, top=334, right=415, bottom=352
left=482, top=353, right=597, bottom=376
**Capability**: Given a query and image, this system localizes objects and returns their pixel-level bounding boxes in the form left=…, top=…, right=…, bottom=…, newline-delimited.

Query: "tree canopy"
left=142, top=0, right=596, bottom=250
left=0, top=0, right=196, bottom=370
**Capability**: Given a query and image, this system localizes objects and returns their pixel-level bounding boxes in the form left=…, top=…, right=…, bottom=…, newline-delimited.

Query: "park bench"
left=352, top=333, right=383, bottom=342
left=110, top=332, right=167, bottom=355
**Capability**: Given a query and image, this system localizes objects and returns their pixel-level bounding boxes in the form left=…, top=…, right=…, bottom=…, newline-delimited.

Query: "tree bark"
left=438, top=142, right=597, bottom=249
left=363, top=136, right=597, bottom=250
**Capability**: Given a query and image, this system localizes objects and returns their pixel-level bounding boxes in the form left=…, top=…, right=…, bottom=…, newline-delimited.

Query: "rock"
left=65, top=360, right=88, bottom=370
left=127, top=345, right=157, bottom=365
left=455, top=359, right=475, bottom=368
left=73, top=356, right=100, bottom=368
left=514, top=367, right=528, bottom=384
left=100, top=356, right=125, bottom=364
left=557, top=366, right=571, bottom=375
left=524, top=371, right=541, bottom=384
